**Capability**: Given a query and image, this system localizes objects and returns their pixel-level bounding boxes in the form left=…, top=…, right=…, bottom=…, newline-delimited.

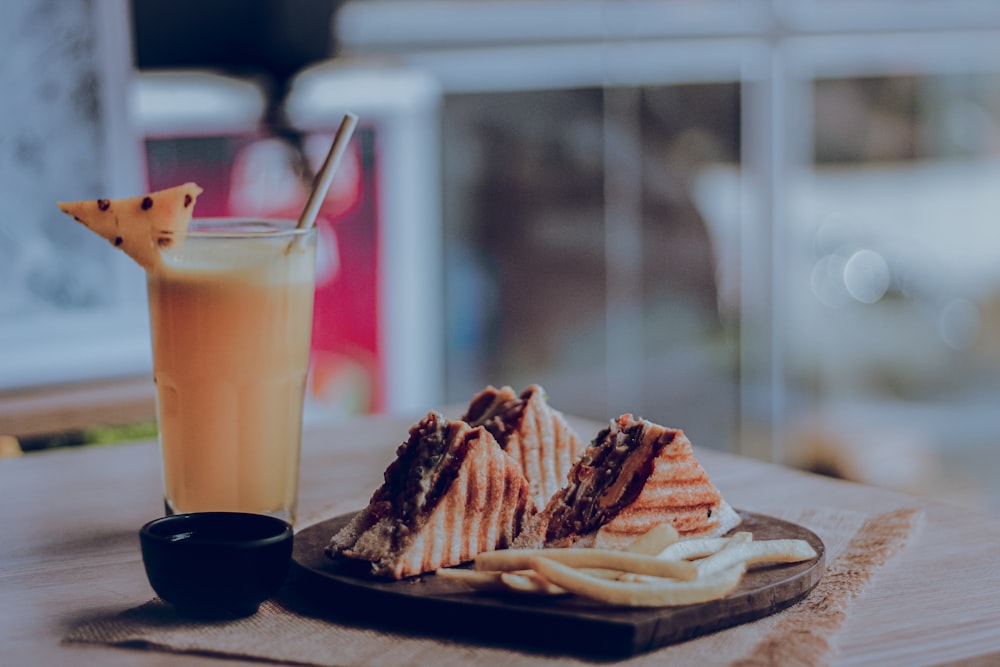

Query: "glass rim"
left=169, top=217, right=316, bottom=239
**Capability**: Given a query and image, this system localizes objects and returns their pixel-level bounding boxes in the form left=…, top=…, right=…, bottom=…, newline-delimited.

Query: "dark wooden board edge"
left=283, top=510, right=825, bottom=659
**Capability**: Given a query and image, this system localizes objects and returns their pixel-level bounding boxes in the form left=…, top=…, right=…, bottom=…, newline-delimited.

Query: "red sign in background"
left=144, top=126, right=383, bottom=418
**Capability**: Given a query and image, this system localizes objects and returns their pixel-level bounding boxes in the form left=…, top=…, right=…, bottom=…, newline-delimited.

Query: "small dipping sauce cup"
left=140, top=512, right=294, bottom=618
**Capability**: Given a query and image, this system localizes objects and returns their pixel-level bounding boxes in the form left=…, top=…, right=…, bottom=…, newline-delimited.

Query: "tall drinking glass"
left=146, top=219, right=317, bottom=524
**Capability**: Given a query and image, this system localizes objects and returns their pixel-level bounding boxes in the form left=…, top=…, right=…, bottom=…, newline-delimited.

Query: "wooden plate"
left=287, top=510, right=824, bottom=658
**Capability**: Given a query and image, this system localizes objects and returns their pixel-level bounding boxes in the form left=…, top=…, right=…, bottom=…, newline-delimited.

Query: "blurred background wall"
left=4, top=0, right=1000, bottom=513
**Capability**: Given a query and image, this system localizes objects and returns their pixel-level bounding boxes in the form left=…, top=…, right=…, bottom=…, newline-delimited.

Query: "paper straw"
left=296, top=112, right=359, bottom=230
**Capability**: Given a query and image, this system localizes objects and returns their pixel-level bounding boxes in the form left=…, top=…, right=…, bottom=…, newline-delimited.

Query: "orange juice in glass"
left=146, top=219, right=317, bottom=523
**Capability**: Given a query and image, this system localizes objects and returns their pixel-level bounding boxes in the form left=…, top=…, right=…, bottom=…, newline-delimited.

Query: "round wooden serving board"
left=288, top=510, right=825, bottom=658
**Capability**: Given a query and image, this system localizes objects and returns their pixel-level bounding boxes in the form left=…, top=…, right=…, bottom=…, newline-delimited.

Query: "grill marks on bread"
left=516, top=414, right=740, bottom=549
left=326, top=412, right=535, bottom=579
left=412, top=433, right=533, bottom=573
left=543, top=418, right=665, bottom=542
left=327, top=402, right=739, bottom=578
left=463, top=384, right=584, bottom=509
left=377, top=414, right=468, bottom=551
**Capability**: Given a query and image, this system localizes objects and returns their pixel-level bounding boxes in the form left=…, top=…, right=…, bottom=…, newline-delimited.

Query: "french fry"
left=500, top=571, right=568, bottom=595
left=615, top=573, right=661, bottom=583
left=625, top=523, right=680, bottom=556
left=434, top=567, right=506, bottom=591
left=657, top=537, right=732, bottom=561
left=693, top=532, right=753, bottom=576
left=620, top=532, right=742, bottom=583
left=475, top=548, right=697, bottom=582
left=580, top=567, right=631, bottom=580
left=454, top=529, right=818, bottom=607
left=697, top=539, right=818, bottom=576
left=530, top=556, right=746, bottom=607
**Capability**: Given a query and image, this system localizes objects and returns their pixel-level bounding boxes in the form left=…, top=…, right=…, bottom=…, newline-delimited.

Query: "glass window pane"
left=0, top=1, right=146, bottom=393
left=784, top=71, right=1000, bottom=507
left=441, top=83, right=742, bottom=450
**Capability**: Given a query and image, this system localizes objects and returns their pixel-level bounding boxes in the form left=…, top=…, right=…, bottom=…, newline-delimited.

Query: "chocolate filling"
left=376, top=414, right=467, bottom=549
left=545, top=419, right=672, bottom=542
left=464, top=390, right=525, bottom=448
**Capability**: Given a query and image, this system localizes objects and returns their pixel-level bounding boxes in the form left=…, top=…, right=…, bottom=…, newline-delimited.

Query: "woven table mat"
left=66, top=505, right=921, bottom=667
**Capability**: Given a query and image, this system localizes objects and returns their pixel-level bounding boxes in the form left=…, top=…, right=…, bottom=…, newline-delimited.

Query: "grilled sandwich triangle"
left=326, top=412, right=536, bottom=579
left=462, top=384, right=584, bottom=509
left=515, top=413, right=742, bottom=550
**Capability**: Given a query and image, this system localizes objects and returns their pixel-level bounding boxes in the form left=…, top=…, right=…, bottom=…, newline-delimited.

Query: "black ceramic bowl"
left=140, top=512, right=294, bottom=618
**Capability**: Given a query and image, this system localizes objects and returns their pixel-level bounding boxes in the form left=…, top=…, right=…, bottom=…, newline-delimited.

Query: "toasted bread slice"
left=326, top=412, right=536, bottom=579
left=57, top=182, right=203, bottom=272
left=462, top=384, right=584, bottom=509
left=515, top=413, right=741, bottom=550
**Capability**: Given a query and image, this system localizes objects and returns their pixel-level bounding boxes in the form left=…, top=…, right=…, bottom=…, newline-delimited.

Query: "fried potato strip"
left=440, top=524, right=819, bottom=607
left=530, top=556, right=746, bottom=607
left=692, top=532, right=753, bottom=576
left=625, top=522, right=680, bottom=556
left=697, top=539, right=818, bottom=576
left=500, top=571, right=568, bottom=595
left=475, top=548, right=697, bottom=581
left=433, top=567, right=506, bottom=591
left=656, top=537, right=732, bottom=561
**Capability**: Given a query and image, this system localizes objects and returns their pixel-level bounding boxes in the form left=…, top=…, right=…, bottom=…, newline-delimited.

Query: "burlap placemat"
left=65, top=505, right=921, bottom=667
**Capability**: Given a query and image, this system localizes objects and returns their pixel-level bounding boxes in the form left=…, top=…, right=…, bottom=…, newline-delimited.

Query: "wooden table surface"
left=2, top=411, right=999, bottom=666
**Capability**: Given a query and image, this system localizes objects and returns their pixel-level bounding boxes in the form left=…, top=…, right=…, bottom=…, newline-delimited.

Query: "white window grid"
left=333, top=0, right=1000, bottom=460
